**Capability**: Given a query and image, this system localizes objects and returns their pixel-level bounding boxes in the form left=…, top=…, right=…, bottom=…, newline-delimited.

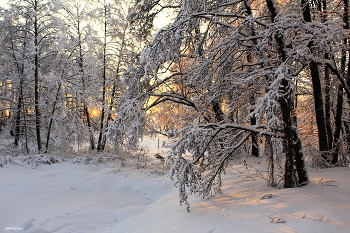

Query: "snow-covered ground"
left=1, top=156, right=350, bottom=233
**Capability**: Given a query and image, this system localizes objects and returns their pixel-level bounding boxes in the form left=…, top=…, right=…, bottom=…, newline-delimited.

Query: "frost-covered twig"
left=265, top=214, right=286, bottom=223
left=258, top=194, right=282, bottom=203
left=319, top=177, right=338, bottom=187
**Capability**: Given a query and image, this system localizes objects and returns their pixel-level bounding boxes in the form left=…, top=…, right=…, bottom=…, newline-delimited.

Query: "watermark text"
left=3, top=227, right=24, bottom=231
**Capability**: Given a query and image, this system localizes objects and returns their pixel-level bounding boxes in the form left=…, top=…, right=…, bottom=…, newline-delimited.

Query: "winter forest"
left=1, top=0, right=350, bottom=232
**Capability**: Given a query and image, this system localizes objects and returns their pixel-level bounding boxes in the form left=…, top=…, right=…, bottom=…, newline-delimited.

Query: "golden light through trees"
left=90, top=108, right=100, bottom=118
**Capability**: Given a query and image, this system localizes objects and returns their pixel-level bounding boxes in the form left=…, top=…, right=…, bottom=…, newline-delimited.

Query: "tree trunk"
left=324, top=54, right=333, bottom=149
left=265, top=137, right=275, bottom=186
left=333, top=83, right=343, bottom=164
left=77, top=19, right=95, bottom=151
left=97, top=5, right=108, bottom=152
left=23, top=106, right=29, bottom=154
left=322, top=0, right=334, bottom=151
left=102, top=26, right=127, bottom=149
left=333, top=0, right=350, bottom=164
left=250, top=113, right=259, bottom=157
left=84, top=106, right=95, bottom=150
left=301, top=0, right=330, bottom=155
left=250, top=91, right=259, bottom=157
left=10, top=29, right=26, bottom=147
left=212, top=100, right=224, bottom=123
left=45, top=83, right=62, bottom=153
left=34, top=0, right=42, bottom=152
left=244, top=0, right=259, bottom=157
left=14, top=78, right=23, bottom=147
left=266, top=0, right=309, bottom=187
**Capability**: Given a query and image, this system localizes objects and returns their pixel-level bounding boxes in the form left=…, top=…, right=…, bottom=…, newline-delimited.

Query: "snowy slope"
left=0, top=159, right=349, bottom=233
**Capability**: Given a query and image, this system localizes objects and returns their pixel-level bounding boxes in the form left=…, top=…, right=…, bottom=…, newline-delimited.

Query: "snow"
left=1, top=158, right=350, bottom=233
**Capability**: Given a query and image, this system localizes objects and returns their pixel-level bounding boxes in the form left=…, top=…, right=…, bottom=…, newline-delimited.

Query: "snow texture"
left=0, top=157, right=349, bottom=233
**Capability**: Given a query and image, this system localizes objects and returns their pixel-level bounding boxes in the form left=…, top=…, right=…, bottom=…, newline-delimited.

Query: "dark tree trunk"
left=244, top=0, right=259, bottom=157
left=250, top=90, right=259, bottom=157
left=23, top=107, right=29, bottom=154
left=322, top=0, right=334, bottom=151
left=34, top=0, right=42, bottom=152
left=310, top=63, right=329, bottom=152
left=14, top=79, right=22, bottom=147
left=250, top=113, right=259, bottom=157
left=97, top=5, right=108, bottom=152
left=77, top=18, right=95, bottom=151
left=333, top=0, right=350, bottom=164
left=45, top=83, right=62, bottom=153
left=345, top=122, right=350, bottom=144
left=34, top=51, right=42, bottom=151
left=333, top=83, right=343, bottom=164
left=212, top=100, right=224, bottom=123
left=97, top=82, right=106, bottom=151
left=324, top=54, right=333, bottom=149
left=301, top=0, right=330, bottom=155
left=266, top=0, right=309, bottom=187
left=11, top=32, right=25, bottom=147
left=265, top=137, right=275, bottom=186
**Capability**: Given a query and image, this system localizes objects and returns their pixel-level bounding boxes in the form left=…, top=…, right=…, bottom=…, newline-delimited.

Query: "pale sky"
left=0, top=0, right=8, bottom=8
left=153, top=8, right=174, bottom=29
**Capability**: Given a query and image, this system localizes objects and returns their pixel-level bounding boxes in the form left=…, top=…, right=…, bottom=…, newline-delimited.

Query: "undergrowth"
left=0, top=145, right=168, bottom=174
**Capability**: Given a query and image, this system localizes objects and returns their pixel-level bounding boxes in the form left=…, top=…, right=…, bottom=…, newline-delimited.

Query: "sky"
left=0, top=0, right=8, bottom=8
